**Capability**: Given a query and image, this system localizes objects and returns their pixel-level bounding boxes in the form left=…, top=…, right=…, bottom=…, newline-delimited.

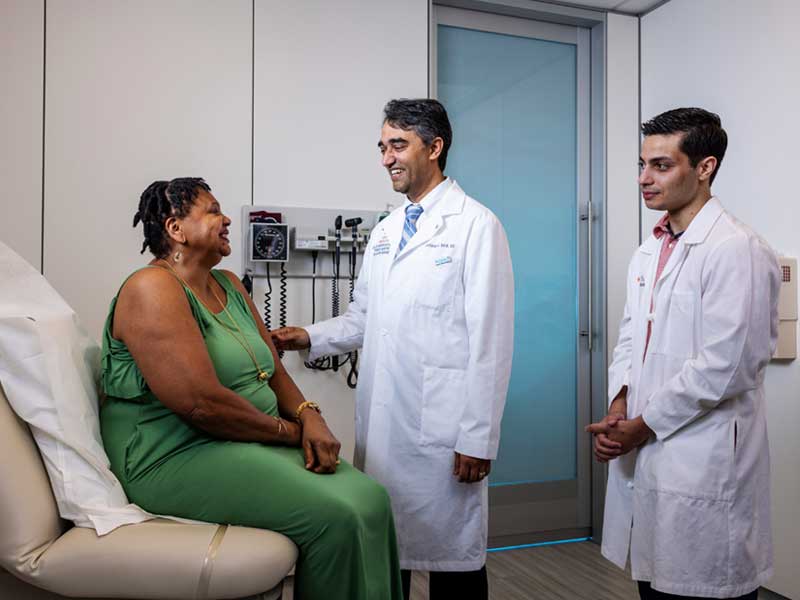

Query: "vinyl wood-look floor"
left=405, top=541, right=781, bottom=600
left=408, top=541, right=637, bottom=600
left=282, top=540, right=782, bottom=599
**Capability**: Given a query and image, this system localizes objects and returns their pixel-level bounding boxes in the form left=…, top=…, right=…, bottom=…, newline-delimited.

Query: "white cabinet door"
left=1, top=0, right=44, bottom=269
left=253, top=0, right=428, bottom=212
left=44, top=0, right=251, bottom=339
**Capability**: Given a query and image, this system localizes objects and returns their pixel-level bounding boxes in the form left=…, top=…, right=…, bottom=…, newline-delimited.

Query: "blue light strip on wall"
left=487, top=537, right=590, bottom=553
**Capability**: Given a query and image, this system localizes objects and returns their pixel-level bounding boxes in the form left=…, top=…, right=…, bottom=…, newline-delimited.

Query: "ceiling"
left=539, top=0, right=669, bottom=16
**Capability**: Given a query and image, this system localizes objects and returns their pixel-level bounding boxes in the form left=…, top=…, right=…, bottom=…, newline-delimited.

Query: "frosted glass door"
left=436, top=7, right=591, bottom=546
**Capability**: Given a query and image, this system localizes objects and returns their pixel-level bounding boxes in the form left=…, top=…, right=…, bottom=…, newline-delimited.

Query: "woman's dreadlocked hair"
left=133, top=177, right=211, bottom=258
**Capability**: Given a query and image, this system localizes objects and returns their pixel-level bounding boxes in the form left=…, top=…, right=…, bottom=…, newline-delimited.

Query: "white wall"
left=0, top=0, right=43, bottom=269
left=43, top=0, right=252, bottom=339
left=605, top=12, right=640, bottom=363
left=251, top=0, right=429, bottom=460
left=642, top=1, right=800, bottom=596
left=253, top=0, right=427, bottom=214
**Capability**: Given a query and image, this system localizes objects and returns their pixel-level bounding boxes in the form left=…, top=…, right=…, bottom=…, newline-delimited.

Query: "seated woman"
left=100, top=177, right=402, bottom=600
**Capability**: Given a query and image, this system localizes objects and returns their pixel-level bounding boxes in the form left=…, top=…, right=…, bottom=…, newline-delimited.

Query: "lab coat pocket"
left=419, top=366, right=467, bottom=448
left=413, top=258, right=459, bottom=312
left=638, top=414, right=735, bottom=500
left=633, top=487, right=731, bottom=588
left=653, top=291, right=695, bottom=358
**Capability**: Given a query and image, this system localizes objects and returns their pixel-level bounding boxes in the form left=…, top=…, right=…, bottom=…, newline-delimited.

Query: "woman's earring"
left=174, top=250, right=182, bottom=263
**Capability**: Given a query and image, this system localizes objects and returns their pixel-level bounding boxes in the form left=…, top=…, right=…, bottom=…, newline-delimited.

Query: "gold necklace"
left=157, top=260, right=269, bottom=383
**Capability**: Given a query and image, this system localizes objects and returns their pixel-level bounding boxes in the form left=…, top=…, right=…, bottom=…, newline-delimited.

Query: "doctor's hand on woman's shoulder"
left=271, top=327, right=311, bottom=351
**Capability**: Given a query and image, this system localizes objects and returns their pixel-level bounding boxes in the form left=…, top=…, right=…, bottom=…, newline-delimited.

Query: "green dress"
left=100, top=268, right=402, bottom=600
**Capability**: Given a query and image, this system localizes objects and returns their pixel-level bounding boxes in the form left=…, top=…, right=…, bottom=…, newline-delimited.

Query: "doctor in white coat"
left=587, top=108, right=779, bottom=599
left=273, top=98, right=513, bottom=600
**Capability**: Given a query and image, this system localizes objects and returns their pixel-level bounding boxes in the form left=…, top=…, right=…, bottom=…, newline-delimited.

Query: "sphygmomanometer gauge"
left=251, top=223, right=289, bottom=262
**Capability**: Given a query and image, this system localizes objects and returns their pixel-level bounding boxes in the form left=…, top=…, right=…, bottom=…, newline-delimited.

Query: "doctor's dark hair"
left=133, top=177, right=211, bottom=258
left=641, top=107, right=728, bottom=185
left=383, top=98, right=453, bottom=171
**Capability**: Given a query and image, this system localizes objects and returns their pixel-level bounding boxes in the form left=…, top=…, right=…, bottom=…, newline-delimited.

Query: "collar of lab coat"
left=427, top=178, right=465, bottom=218
left=681, top=196, right=723, bottom=245
left=639, top=196, right=724, bottom=255
left=403, top=176, right=451, bottom=215
left=394, top=179, right=465, bottom=258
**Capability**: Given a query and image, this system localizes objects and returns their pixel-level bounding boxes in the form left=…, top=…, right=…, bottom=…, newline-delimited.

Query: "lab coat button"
left=626, top=481, right=634, bottom=489
left=380, top=328, right=388, bottom=336
left=646, top=313, right=655, bottom=322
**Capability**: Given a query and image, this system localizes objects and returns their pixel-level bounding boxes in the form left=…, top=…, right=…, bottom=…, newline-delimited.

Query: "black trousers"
left=638, top=581, right=758, bottom=600
left=401, top=567, right=488, bottom=600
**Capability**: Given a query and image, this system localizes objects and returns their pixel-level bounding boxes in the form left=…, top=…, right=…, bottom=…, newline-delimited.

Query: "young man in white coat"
left=272, top=98, right=514, bottom=599
left=587, top=108, right=780, bottom=599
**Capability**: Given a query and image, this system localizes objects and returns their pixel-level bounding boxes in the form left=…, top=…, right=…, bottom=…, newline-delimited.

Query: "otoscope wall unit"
left=240, top=205, right=389, bottom=388
left=240, top=205, right=386, bottom=277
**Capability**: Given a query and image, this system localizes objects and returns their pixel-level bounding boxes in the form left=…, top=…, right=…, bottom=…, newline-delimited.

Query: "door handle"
left=580, top=201, right=593, bottom=351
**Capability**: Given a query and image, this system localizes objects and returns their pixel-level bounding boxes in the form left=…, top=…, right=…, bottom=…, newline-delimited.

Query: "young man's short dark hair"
left=641, top=107, right=728, bottom=184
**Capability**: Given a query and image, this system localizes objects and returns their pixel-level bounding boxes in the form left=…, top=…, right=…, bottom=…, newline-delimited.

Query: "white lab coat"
left=306, top=179, right=514, bottom=571
left=603, top=198, right=779, bottom=598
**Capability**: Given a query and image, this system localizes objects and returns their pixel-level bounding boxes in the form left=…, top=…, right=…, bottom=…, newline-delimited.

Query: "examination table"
left=0, top=384, right=297, bottom=600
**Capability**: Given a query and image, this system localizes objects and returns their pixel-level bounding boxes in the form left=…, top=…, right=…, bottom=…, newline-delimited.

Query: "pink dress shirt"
left=644, top=213, right=685, bottom=359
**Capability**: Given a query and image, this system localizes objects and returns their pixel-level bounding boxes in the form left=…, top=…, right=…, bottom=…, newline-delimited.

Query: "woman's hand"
left=280, top=419, right=303, bottom=447
left=300, top=411, right=342, bottom=474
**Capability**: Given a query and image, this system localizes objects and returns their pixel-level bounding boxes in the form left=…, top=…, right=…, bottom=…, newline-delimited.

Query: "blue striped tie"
left=397, top=204, right=424, bottom=255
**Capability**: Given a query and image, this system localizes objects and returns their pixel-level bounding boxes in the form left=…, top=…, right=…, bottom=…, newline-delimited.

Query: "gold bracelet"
left=273, top=415, right=285, bottom=436
left=294, top=401, right=321, bottom=422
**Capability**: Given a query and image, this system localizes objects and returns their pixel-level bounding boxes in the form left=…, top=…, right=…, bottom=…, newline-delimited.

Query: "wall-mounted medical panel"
left=774, top=257, right=797, bottom=360
left=241, top=205, right=384, bottom=273
left=239, top=204, right=383, bottom=341
left=43, top=0, right=252, bottom=340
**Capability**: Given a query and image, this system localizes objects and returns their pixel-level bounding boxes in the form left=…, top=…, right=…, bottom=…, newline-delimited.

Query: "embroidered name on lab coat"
left=373, top=235, right=391, bottom=256
left=636, top=275, right=646, bottom=287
